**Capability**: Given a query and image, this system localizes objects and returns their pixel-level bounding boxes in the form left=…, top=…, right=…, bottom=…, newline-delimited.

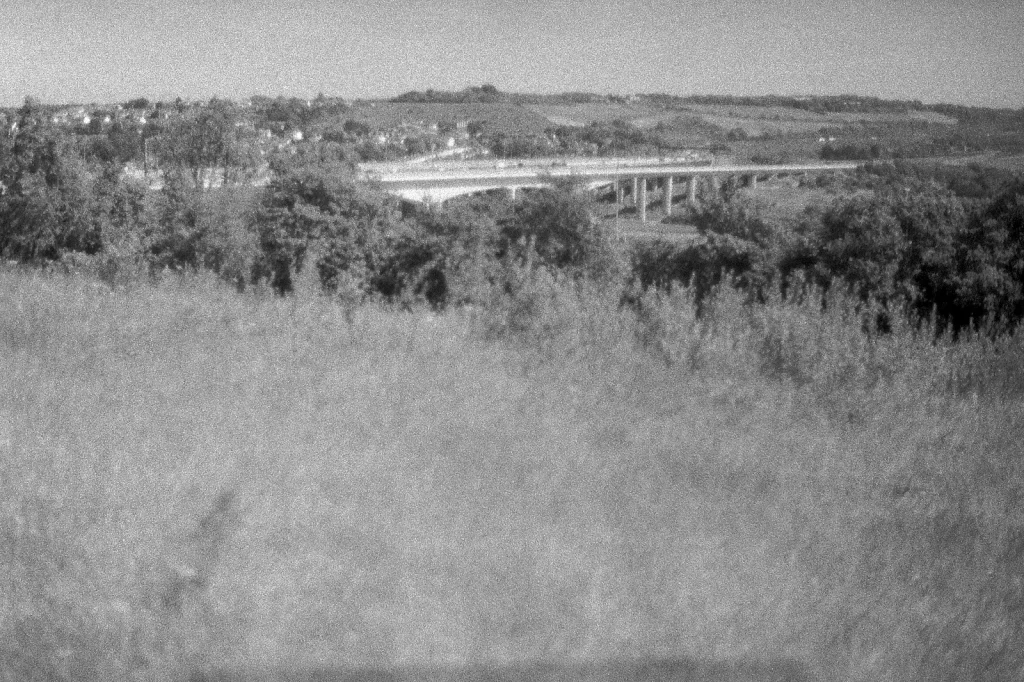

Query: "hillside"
left=357, top=90, right=1024, bottom=163
left=345, top=102, right=554, bottom=137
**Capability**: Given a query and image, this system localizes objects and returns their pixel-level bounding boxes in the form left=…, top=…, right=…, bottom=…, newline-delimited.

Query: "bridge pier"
left=638, top=178, right=648, bottom=222
left=688, top=176, right=698, bottom=204
left=748, top=174, right=758, bottom=189
left=614, top=180, right=624, bottom=205
left=663, top=176, right=674, bottom=216
left=631, top=177, right=640, bottom=207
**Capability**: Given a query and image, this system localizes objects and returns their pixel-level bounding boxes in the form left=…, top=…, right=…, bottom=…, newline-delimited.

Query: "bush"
left=500, top=184, right=627, bottom=283
left=630, top=197, right=812, bottom=307
left=815, top=194, right=909, bottom=302
left=812, top=181, right=1024, bottom=331
left=725, top=127, right=748, bottom=141
left=254, top=163, right=403, bottom=296
left=144, top=173, right=261, bottom=285
left=386, top=203, right=503, bottom=307
left=952, top=178, right=1024, bottom=328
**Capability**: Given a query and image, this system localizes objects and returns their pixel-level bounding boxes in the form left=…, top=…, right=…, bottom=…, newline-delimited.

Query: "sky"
left=2, top=0, right=1022, bottom=108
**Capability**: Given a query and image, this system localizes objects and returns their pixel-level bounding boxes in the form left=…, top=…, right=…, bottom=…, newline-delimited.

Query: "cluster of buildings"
left=366, top=118, right=481, bottom=154
left=45, top=105, right=158, bottom=128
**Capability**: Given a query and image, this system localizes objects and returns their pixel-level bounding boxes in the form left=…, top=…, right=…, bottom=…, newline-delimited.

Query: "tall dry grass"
left=1, top=266, right=1022, bottom=681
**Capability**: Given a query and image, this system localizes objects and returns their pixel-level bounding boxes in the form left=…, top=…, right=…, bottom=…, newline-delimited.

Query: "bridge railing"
left=359, top=153, right=715, bottom=176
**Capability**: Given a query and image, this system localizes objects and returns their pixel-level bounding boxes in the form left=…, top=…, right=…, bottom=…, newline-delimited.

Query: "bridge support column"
left=663, top=176, right=674, bottom=216
left=688, top=176, right=698, bottom=204
left=508, top=187, right=517, bottom=202
left=614, top=180, right=624, bottom=205
left=748, top=174, right=758, bottom=189
left=638, top=178, right=647, bottom=222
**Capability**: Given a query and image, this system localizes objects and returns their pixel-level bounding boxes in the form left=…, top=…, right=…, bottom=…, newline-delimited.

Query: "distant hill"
left=347, top=102, right=554, bottom=137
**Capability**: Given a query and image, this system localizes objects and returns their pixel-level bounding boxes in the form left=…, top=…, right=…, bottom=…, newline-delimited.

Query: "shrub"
left=500, top=184, right=627, bottom=283
left=386, top=203, right=503, bottom=307
left=952, top=178, right=1024, bottom=328
left=630, top=197, right=812, bottom=307
left=812, top=180, right=1024, bottom=331
left=254, top=162, right=402, bottom=295
left=815, top=194, right=909, bottom=302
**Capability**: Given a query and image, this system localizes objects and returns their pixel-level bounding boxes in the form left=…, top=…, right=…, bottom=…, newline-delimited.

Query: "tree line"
left=2, top=97, right=1024, bottom=334
left=634, top=165, right=1024, bottom=332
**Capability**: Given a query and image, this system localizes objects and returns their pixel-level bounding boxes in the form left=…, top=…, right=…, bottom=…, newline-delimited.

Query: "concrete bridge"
left=359, top=156, right=861, bottom=221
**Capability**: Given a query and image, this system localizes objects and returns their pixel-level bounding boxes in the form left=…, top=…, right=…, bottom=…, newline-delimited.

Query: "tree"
left=500, top=183, right=624, bottom=281
left=254, top=162, right=402, bottom=294
left=952, top=179, right=1024, bottom=327
left=815, top=195, right=908, bottom=302
left=155, top=98, right=261, bottom=190
left=811, top=185, right=981, bottom=327
left=687, top=197, right=805, bottom=299
left=385, top=203, right=504, bottom=306
left=0, top=99, right=102, bottom=261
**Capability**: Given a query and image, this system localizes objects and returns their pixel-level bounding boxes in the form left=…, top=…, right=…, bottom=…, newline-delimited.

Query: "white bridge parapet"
left=358, top=156, right=861, bottom=214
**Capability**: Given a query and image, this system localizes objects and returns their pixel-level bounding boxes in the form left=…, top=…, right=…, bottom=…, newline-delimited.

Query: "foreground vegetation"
left=3, top=91, right=1024, bottom=680
left=2, top=265, right=1024, bottom=681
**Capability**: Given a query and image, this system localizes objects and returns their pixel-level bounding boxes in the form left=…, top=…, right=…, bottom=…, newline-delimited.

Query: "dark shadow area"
left=193, top=656, right=813, bottom=682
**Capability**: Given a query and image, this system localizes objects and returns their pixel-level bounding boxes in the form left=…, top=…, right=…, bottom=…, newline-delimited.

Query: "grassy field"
left=521, top=102, right=959, bottom=143
left=2, top=267, right=1023, bottom=681
left=524, top=104, right=665, bottom=128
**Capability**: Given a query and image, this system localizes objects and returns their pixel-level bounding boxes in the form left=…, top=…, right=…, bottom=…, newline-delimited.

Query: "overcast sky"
left=2, top=0, right=1022, bottom=108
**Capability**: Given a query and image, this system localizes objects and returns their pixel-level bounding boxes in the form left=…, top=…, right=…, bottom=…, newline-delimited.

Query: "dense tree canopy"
left=0, top=100, right=103, bottom=260
left=155, top=98, right=261, bottom=189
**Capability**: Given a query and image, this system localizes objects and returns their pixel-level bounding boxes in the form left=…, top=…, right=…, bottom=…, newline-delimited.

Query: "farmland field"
left=523, top=102, right=959, bottom=139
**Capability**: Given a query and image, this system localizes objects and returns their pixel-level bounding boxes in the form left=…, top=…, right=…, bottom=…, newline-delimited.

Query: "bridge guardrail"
left=359, top=153, right=714, bottom=176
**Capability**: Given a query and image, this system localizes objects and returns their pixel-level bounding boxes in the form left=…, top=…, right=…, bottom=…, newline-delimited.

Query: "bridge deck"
left=362, top=160, right=858, bottom=184
left=358, top=157, right=861, bottom=203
